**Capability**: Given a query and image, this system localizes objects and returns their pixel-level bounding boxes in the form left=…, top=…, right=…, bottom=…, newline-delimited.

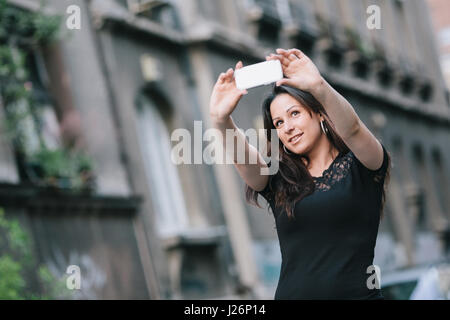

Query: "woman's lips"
left=289, top=133, right=303, bottom=144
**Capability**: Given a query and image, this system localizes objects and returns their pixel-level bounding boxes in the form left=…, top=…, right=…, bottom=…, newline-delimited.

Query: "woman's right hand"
left=209, top=61, right=248, bottom=124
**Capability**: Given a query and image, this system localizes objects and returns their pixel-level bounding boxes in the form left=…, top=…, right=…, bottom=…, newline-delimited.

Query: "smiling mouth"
left=289, top=133, right=303, bottom=143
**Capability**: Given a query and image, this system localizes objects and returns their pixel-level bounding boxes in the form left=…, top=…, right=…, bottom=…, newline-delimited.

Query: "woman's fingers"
left=276, top=48, right=289, bottom=56
left=276, top=78, right=296, bottom=87
left=288, top=54, right=298, bottom=61
left=217, top=67, right=235, bottom=85
left=224, top=67, right=234, bottom=81
left=267, top=53, right=290, bottom=67
left=233, top=64, right=248, bottom=95
left=288, top=48, right=305, bottom=60
left=277, top=48, right=305, bottom=60
left=218, top=72, right=226, bottom=84
left=239, top=89, right=248, bottom=96
left=276, top=48, right=294, bottom=62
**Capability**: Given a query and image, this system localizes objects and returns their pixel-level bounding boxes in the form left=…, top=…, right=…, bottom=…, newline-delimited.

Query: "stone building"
left=427, top=0, right=450, bottom=89
left=0, top=0, right=449, bottom=299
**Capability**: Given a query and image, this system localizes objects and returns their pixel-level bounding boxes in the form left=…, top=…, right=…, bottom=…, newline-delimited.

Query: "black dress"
left=257, top=144, right=389, bottom=300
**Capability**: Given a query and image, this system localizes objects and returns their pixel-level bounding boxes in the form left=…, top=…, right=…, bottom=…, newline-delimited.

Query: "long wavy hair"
left=245, top=84, right=390, bottom=220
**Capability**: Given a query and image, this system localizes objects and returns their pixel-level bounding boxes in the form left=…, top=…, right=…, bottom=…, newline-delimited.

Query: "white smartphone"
left=234, top=60, right=283, bottom=90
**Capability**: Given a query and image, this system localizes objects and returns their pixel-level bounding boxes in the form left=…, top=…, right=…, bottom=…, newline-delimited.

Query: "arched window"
left=135, top=93, right=189, bottom=238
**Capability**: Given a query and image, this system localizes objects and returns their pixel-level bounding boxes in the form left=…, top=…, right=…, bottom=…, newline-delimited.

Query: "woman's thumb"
left=276, top=78, right=294, bottom=87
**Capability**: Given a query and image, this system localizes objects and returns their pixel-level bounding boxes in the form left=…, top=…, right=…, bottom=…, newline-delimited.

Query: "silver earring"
left=283, top=145, right=292, bottom=154
left=320, top=121, right=328, bottom=135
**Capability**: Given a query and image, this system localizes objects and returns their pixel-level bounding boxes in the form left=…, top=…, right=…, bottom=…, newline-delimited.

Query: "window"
left=2, top=47, right=64, bottom=183
left=411, top=145, right=428, bottom=231
left=245, top=0, right=282, bottom=45
left=288, top=0, right=315, bottom=30
left=431, top=149, right=449, bottom=215
left=125, top=0, right=181, bottom=30
left=197, top=0, right=228, bottom=27
left=25, top=49, right=62, bottom=151
left=135, top=93, right=189, bottom=238
left=394, top=0, right=405, bottom=9
left=391, top=0, right=416, bottom=72
left=286, top=0, right=319, bottom=56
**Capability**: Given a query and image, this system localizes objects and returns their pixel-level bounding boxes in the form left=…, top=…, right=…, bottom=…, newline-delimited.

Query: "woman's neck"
left=305, top=137, right=339, bottom=176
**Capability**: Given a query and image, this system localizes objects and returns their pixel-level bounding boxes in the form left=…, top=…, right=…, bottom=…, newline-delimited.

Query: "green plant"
left=344, top=27, right=376, bottom=60
left=0, top=0, right=62, bottom=45
left=0, top=208, right=69, bottom=299
left=28, top=147, right=94, bottom=190
left=0, top=1, right=95, bottom=190
left=0, top=255, right=25, bottom=299
left=0, top=0, right=61, bottom=136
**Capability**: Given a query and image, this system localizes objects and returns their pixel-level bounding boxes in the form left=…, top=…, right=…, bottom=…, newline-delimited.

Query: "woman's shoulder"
left=347, top=143, right=390, bottom=184
left=256, top=174, right=274, bottom=202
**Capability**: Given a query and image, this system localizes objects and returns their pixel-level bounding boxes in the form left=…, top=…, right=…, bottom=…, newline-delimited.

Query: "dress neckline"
left=310, top=150, right=345, bottom=180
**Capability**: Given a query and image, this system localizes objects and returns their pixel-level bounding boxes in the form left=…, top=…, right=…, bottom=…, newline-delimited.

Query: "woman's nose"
left=284, top=120, right=294, bottom=133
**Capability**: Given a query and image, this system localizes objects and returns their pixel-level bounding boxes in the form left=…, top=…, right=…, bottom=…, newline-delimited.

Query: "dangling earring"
left=320, top=120, right=329, bottom=135
left=283, top=145, right=292, bottom=154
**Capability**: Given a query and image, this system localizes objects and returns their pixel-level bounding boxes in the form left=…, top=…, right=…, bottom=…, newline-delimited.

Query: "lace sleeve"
left=352, top=143, right=390, bottom=184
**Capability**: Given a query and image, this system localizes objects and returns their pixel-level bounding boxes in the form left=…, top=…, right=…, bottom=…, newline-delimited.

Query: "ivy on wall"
left=0, top=0, right=94, bottom=191
left=0, top=208, right=70, bottom=299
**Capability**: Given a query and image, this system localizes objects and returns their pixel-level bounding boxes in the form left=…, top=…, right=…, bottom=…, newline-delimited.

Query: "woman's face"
left=270, top=93, right=323, bottom=155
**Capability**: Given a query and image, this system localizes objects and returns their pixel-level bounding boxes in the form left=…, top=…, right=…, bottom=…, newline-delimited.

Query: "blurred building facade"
left=427, top=0, right=450, bottom=90
left=0, top=0, right=449, bottom=299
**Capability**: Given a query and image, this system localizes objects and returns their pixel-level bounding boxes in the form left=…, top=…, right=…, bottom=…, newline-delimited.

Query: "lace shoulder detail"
left=352, top=143, right=390, bottom=184
left=312, top=151, right=353, bottom=192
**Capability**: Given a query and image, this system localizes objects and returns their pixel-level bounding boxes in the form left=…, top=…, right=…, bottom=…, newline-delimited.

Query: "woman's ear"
left=318, top=113, right=324, bottom=122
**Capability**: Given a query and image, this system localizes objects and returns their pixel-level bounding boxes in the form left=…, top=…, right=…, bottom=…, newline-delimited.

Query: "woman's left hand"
left=266, top=48, right=324, bottom=93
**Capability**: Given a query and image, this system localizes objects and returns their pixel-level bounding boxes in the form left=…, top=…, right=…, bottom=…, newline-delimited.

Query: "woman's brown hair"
left=245, top=84, right=390, bottom=220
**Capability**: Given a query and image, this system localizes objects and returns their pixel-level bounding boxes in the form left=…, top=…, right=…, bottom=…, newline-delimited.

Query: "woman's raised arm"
left=209, top=62, right=269, bottom=192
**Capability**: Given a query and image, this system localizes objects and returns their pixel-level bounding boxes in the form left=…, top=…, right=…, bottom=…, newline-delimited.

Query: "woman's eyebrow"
left=273, top=105, right=299, bottom=121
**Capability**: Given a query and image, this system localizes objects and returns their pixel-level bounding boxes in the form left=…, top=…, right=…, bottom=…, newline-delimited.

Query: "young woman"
left=209, top=48, right=390, bottom=300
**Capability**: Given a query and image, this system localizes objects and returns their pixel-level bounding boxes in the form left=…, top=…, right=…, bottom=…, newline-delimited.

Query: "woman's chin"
left=291, top=146, right=306, bottom=155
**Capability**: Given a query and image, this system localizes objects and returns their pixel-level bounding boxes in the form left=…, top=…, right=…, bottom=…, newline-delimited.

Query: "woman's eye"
left=292, top=111, right=299, bottom=116
left=275, top=121, right=282, bottom=127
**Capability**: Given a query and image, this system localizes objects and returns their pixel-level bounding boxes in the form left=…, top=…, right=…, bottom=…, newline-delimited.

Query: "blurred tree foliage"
left=0, top=0, right=61, bottom=107
left=0, top=0, right=61, bottom=46
left=0, top=208, right=69, bottom=299
left=0, top=0, right=94, bottom=190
